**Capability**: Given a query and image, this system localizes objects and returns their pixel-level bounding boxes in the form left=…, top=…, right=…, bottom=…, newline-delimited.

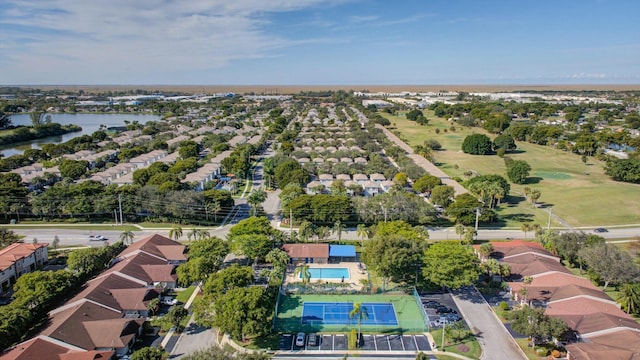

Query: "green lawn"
left=430, top=327, right=482, bottom=359
left=175, top=286, right=197, bottom=303
left=382, top=111, right=640, bottom=227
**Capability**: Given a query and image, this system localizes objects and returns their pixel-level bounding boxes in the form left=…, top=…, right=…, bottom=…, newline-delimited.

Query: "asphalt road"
left=451, top=287, right=526, bottom=360
left=9, top=225, right=640, bottom=249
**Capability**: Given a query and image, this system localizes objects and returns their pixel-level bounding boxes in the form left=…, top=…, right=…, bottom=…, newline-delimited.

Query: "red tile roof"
left=553, top=312, right=640, bottom=337
left=0, top=336, right=114, bottom=360
left=101, top=252, right=176, bottom=285
left=545, top=297, right=627, bottom=317
left=282, top=244, right=329, bottom=259
left=0, top=243, right=48, bottom=271
left=119, top=234, right=186, bottom=262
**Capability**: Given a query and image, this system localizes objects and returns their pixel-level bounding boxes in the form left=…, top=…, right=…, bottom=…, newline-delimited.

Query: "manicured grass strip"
left=381, top=111, right=640, bottom=227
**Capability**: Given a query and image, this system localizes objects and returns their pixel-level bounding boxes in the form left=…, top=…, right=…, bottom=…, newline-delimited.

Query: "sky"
left=1, top=0, right=639, bottom=85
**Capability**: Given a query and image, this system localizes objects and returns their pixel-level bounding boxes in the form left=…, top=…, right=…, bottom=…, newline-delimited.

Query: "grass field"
left=382, top=111, right=640, bottom=227
left=274, top=293, right=427, bottom=333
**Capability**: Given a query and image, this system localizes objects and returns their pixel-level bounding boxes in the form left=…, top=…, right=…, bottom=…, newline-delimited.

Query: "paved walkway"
left=375, top=124, right=468, bottom=196
left=450, top=287, right=526, bottom=360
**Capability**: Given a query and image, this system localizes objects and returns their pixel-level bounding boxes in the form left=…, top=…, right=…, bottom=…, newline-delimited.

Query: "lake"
left=1, top=113, right=160, bottom=157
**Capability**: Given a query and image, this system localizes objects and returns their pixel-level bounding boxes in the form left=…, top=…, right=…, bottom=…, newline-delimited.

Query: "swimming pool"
left=300, top=267, right=350, bottom=280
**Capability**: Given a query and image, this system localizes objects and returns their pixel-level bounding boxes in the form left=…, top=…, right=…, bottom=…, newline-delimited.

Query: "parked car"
left=446, top=313, right=461, bottom=322
left=436, top=306, right=456, bottom=314
left=307, top=333, right=318, bottom=346
left=423, top=300, right=440, bottom=308
left=161, top=297, right=178, bottom=306
left=295, top=332, right=306, bottom=347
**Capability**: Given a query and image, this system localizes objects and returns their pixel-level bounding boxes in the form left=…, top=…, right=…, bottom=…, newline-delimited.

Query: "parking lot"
left=417, top=292, right=464, bottom=328
left=278, top=333, right=432, bottom=352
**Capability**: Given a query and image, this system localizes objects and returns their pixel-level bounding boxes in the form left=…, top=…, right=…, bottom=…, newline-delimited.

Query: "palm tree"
left=187, top=228, right=198, bottom=242
left=617, top=283, right=640, bottom=315
left=521, top=223, right=532, bottom=240
left=455, top=224, right=465, bottom=240
left=266, top=248, right=290, bottom=270
left=120, top=230, right=135, bottom=245
left=316, top=226, right=330, bottom=242
left=210, top=200, right=221, bottom=223
left=294, top=264, right=311, bottom=284
left=356, top=224, right=368, bottom=247
left=333, top=220, right=346, bottom=243
left=530, top=189, right=541, bottom=206
left=299, top=221, right=314, bottom=243
left=196, top=229, right=210, bottom=240
left=247, top=188, right=267, bottom=216
left=463, top=226, right=476, bottom=244
left=168, top=225, right=183, bottom=242
left=478, top=243, right=494, bottom=261
left=349, top=302, right=369, bottom=346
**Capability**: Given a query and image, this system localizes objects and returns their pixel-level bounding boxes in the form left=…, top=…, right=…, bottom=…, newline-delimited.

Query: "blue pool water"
left=300, top=267, right=350, bottom=280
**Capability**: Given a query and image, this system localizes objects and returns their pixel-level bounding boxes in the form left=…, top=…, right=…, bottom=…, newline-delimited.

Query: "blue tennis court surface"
left=302, top=302, right=398, bottom=326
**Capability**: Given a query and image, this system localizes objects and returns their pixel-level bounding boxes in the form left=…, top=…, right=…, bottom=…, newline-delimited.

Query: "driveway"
left=450, top=287, right=525, bottom=360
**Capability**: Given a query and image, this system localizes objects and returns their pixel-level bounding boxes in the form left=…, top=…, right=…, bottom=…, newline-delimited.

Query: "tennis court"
left=302, top=302, right=398, bottom=326
left=275, top=294, right=428, bottom=333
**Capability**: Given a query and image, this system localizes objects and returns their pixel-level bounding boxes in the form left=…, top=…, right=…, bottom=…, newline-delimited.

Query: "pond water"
left=2, top=113, right=160, bottom=157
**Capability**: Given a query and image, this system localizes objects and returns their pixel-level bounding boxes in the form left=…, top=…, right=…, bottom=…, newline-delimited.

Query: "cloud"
left=570, top=73, right=607, bottom=79
left=0, top=0, right=342, bottom=83
left=349, top=15, right=379, bottom=23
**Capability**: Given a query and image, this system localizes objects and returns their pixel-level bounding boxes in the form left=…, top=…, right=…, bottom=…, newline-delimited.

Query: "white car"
left=295, top=332, right=306, bottom=347
left=161, top=297, right=178, bottom=306
left=89, top=235, right=106, bottom=241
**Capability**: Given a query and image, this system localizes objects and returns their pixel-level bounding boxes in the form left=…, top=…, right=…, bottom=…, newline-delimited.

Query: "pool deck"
left=284, top=261, right=369, bottom=291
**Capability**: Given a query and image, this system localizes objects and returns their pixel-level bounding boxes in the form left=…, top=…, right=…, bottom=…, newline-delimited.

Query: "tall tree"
left=247, top=188, right=267, bottom=216
left=578, top=243, right=640, bottom=290
left=294, top=264, right=311, bottom=284
left=120, top=230, right=135, bottom=245
left=423, top=241, right=480, bottom=289
left=617, top=283, right=640, bottom=315
left=333, top=219, right=346, bottom=243
left=169, top=225, right=183, bottom=241
left=349, top=302, right=369, bottom=346
left=507, top=306, right=567, bottom=347
left=356, top=224, right=368, bottom=247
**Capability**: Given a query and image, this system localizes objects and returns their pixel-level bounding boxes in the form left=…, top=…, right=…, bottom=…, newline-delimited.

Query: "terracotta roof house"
left=0, top=336, right=113, bottom=360
left=555, top=312, right=640, bottom=338
left=101, top=252, right=178, bottom=289
left=318, top=174, right=334, bottom=184
left=565, top=342, right=637, bottom=360
left=335, top=174, right=351, bottom=181
left=64, top=273, right=160, bottom=317
left=565, top=328, right=640, bottom=360
left=118, top=234, right=186, bottom=264
left=42, top=301, right=143, bottom=357
left=369, top=173, right=385, bottom=182
left=282, top=244, right=329, bottom=264
left=305, top=181, right=325, bottom=195
left=545, top=297, right=626, bottom=318
left=0, top=243, right=49, bottom=293
left=509, top=272, right=600, bottom=304
left=502, top=254, right=571, bottom=280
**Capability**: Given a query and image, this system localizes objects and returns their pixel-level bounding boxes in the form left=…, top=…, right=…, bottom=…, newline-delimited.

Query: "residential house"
left=362, top=180, right=380, bottom=197
left=0, top=243, right=49, bottom=293
left=42, top=301, right=143, bottom=357
left=0, top=336, right=114, bottom=360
